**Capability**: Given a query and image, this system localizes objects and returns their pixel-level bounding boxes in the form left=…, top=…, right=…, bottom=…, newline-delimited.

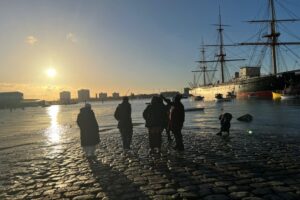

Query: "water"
left=0, top=98, right=300, bottom=150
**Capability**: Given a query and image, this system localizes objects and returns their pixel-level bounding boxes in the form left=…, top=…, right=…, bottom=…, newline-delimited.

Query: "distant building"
left=160, top=91, right=179, bottom=98
left=112, top=92, right=120, bottom=98
left=59, top=91, right=71, bottom=104
left=99, top=92, right=108, bottom=99
left=77, top=89, right=90, bottom=102
left=0, top=92, right=23, bottom=108
left=183, top=88, right=190, bottom=97
left=240, top=66, right=260, bottom=78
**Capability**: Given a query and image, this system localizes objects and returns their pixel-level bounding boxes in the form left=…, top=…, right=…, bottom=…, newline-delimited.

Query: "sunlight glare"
left=45, top=105, right=61, bottom=143
left=46, top=68, right=57, bottom=78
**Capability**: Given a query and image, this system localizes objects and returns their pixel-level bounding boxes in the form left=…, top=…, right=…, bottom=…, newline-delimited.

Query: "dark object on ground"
left=237, top=114, right=253, bottom=122
left=217, top=112, right=232, bottom=136
left=185, top=107, right=204, bottom=112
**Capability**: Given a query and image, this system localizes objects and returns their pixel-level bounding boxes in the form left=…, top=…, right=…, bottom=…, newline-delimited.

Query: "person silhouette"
left=143, top=96, right=167, bottom=154
left=159, top=95, right=172, bottom=141
left=77, top=103, right=100, bottom=158
left=169, top=94, right=185, bottom=151
left=217, top=109, right=232, bottom=136
left=114, top=96, right=133, bottom=150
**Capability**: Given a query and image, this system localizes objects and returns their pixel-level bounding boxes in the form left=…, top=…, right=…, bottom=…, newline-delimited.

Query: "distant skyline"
left=1, top=0, right=300, bottom=100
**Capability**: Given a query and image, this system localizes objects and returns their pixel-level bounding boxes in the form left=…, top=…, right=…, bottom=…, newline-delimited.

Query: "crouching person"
left=77, top=103, right=100, bottom=158
left=217, top=112, right=232, bottom=136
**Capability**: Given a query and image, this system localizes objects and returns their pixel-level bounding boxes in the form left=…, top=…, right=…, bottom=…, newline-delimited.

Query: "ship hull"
left=190, top=71, right=300, bottom=101
left=190, top=83, right=237, bottom=101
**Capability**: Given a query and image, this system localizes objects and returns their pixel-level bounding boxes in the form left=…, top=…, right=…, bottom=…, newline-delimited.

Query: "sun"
left=46, top=68, right=57, bottom=78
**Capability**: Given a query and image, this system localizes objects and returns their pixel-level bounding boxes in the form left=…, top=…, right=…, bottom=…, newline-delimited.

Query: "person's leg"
left=120, top=129, right=127, bottom=149
left=82, top=146, right=89, bottom=156
left=166, top=128, right=172, bottom=141
left=155, top=127, right=163, bottom=152
left=148, top=128, right=155, bottom=153
left=90, top=145, right=96, bottom=156
left=173, top=128, right=184, bottom=151
left=127, top=128, right=133, bottom=149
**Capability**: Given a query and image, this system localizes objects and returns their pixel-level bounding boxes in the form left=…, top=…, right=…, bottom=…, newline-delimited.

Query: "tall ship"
left=190, top=0, right=300, bottom=101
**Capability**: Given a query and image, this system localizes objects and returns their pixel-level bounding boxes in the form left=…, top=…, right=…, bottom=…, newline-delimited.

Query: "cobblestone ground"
left=1, top=127, right=300, bottom=200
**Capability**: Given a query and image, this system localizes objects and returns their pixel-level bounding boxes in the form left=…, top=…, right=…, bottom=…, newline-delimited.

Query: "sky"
left=0, top=0, right=300, bottom=100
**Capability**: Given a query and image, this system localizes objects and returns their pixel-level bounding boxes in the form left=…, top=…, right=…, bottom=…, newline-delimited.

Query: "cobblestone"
left=1, top=127, right=300, bottom=199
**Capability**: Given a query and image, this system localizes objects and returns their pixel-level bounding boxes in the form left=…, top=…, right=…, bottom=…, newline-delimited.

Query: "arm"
left=160, top=95, right=172, bottom=106
left=114, top=106, right=120, bottom=121
left=143, top=106, right=149, bottom=120
left=76, top=113, right=81, bottom=127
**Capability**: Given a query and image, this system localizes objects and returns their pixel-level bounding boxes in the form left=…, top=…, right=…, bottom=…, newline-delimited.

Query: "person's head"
left=151, top=95, right=159, bottom=104
left=85, top=103, right=91, bottom=109
left=174, top=94, right=182, bottom=102
left=122, top=96, right=129, bottom=103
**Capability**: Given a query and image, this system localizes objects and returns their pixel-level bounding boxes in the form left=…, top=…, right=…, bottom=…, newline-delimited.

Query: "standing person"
left=169, top=94, right=185, bottom=151
left=77, top=103, right=100, bottom=158
left=160, top=95, right=172, bottom=141
left=114, top=96, right=133, bottom=150
left=143, top=96, right=167, bottom=154
left=217, top=109, right=232, bottom=136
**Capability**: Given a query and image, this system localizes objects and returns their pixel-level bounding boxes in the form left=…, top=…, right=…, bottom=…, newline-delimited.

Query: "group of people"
left=76, top=94, right=185, bottom=158
left=142, top=94, right=185, bottom=154
left=114, top=94, right=185, bottom=154
left=76, top=94, right=232, bottom=158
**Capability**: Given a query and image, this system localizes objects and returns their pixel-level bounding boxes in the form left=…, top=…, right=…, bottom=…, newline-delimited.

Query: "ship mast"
left=198, top=9, right=244, bottom=83
left=270, top=0, right=278, bottom=74
left=192, top=44, right=216, bottom=86
left=218, top=10, right=226, bottom=83
left=240, top=0, right=300, bottom=75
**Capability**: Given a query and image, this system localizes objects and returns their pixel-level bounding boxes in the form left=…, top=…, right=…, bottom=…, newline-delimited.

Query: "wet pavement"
left=1, top=127, right=300, bottom=200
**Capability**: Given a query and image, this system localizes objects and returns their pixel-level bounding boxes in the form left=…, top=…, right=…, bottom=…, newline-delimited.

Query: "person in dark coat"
left=159, top=95, right=172, bottom=141
left=217, top=111, right=232, bottom=136
left=169, top=94, right=185, bottom=151
left=114, top=96, right=133, bottom=150
left=143, top=96, right=167, bottom=154
left=77, top=103, right=100, bottom=157
left=159, top=95, right=173, bottom=141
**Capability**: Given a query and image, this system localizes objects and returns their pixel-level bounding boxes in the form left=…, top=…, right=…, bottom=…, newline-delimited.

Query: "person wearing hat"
left=77, top=103, right=100, bottom=158
left=169, top=94, right=185, bottom=151
left=114, top=96, right=133, bottom=150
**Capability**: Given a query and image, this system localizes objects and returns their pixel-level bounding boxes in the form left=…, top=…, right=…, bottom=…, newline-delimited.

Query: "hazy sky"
left=0, top=0, right=300, bottom=100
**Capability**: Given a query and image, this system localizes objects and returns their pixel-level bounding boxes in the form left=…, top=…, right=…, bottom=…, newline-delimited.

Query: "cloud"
left=25, top=36, right=38, bottom=45
left=66, top=32, right=78, bottom=43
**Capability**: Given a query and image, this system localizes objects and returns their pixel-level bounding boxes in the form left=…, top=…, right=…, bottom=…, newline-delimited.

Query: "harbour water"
left=0, top=98, right=299, bottom=151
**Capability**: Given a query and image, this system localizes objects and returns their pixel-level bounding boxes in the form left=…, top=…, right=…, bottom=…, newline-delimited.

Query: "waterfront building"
left=112, top=92, right=120, bottom=98
left=99, top=92, right=108, bottom=100
left=183, top=88, right=190, bottom=97
left=59, top=91, right=71, bottom=104
left=77, top=89, right=90, bottom=102
left=160, top=91, right=179, bottom=98
left=0, top=91, right=23, bottom=108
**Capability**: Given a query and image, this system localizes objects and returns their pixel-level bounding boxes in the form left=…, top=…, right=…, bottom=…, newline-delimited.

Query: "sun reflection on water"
left=45, top=105, right=61, bottom=143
